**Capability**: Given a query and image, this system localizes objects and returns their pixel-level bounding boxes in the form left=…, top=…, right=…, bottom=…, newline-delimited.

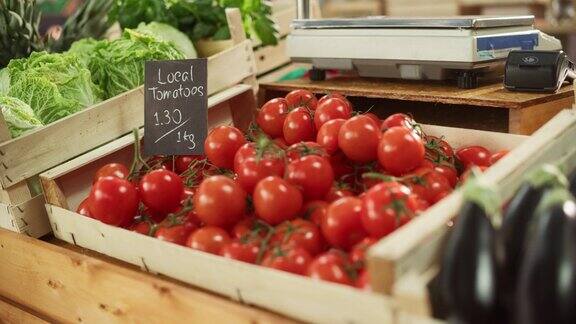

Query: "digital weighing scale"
left=287, top=15, right=562, bottom=88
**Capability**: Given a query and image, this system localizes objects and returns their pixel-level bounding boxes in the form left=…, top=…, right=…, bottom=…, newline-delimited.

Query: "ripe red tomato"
left=307, top=251, right=354, bottom=286
left=286, top=155, right=334, bottom=200
left=283, top=107, right=315, bottom=145
left=262, top=246, right=312, bottom=275
left=146, top=155, right=173, bottom=171
left=254, top=176, right=303, bottom=225
left=273, top=219, right=325, bottom=256
left=300, top=200, right=329, bottom=226
left=234, top=149, right=285, bottom=194
left=378, top=126, right=425, bottom=176
left=456, top=146, right=491, bottom=168
left=286, top=142, right=328, bottom=162
left=186, top=226, right=231, bottom=255
left=363, top=113, right=381, bottom=127
left=490, top=150, right=509, bottom=165
left=130, top=220, right=154, bottom=236
left=425, top=136, right=455, bottom=164
left=76, top=198, right=92, bottom=218
left=155, top=220, right=197, bottom=246
left=231, top=217, right=271, bottom=243
left=93, top=163, right=129, bottom=183
left=338, top=115, right=380, bottom=163
left=194, top=176, right=246, bottom=227
left=220, top=240, right=260, bottom=264
left=381, top=113, right=414, bottom=130
left=361, top=182, right=419, bottom=239
left=314, top=98, right=352, bottom=129
left=89, top=177, right=139, bottom=227
left=273, top=137, right=289, bottom=150
left=205, top=126, right=247, bottom=169
left=285, top=89, right=318, bottom=110
left=434, top=165, right=458, bottom=188
left=318, top=93, right=351, bottom=111
left=350, top=237, right=378, bottom=265
left=257, top=98, right=290, bottom=137
left=329, top=151, right=354, bottom=179
left=325, top=185, right=355, bottom=202
left=316, top=119, right=346, bottom=154
left=139, top=169, right=184, bottom=214
left=322, top=197, right=367, bottom=250
left=405, top=167, right=452, bottom=205
left=175, top=155, right=204, bottom=174
left=356, top=269, right=371, bottom=290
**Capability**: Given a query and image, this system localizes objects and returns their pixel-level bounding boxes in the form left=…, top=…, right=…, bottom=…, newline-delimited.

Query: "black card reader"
left=504, top=50, right=576, bottom=93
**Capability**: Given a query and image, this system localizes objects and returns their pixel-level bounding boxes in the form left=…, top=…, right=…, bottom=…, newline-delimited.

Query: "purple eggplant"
left=516, top=189, right=576, bottom=324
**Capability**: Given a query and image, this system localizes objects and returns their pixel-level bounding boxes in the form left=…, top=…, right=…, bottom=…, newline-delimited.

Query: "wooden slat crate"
left=40, top=92, right=528, bottom=323
left=0, top=9, right=257, bottom=238
left=367, top=109, right=576, bottom=321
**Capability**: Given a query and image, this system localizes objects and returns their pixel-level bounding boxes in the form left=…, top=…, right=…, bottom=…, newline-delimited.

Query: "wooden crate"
left=0, top=8, right=257, bottom=238
left=40, top=94, right=527, bottom=323
left=367, top=109, right=576, bottom=320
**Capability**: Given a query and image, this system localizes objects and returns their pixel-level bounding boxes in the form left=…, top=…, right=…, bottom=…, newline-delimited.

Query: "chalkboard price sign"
left=144, top=59, right=208, bottom=156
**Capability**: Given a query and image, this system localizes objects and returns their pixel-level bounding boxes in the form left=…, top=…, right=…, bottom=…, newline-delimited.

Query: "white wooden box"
left=0, top=9, right=257, bottom=238
left=368, top=109, right=576, bottom=321
left=41, top=99, right=528, bottom=323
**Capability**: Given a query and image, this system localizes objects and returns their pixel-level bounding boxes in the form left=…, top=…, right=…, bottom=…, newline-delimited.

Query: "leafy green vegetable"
left=88, top=29, right=185, bottom=98
left=0, top=68, right=9, bottom=95
left=67, top=38, right=104, bottom=67
left=112, top=0, right=278, bottom=46
left=0, top=95, right=43, bottom=138
left=135, top=22, right=198, bottom=58
left=6, top=51, right=102, bottom=124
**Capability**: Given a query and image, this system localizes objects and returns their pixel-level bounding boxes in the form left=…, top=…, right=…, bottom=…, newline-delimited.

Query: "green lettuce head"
left=0, top=95, right=43, bottom=138
left=135, top=22, right=197, bottom=59
left=89, top=29, right=185, bottom=99
left=6, top=51, right=103, bottom=124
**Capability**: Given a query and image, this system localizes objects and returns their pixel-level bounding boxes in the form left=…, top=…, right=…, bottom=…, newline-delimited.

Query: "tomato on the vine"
left=285, top=89, right=318, bottom=110
left=139, top=169, right=184, bottom=214
left=286, top=142, right=328, bottom=162
left=322, top=197, right=367, bottom=250
left=300, top=200, right=329, bottom=226
left=89, top=177, right=139, bottom=227
left=338, top=115, right=380, bottom=163
left=175, top=155, right=204, bottom=174
left=434, top=165, right=458, bottom=188
left=425, top=136, right=454, bottom=164
left=378, top=126, right=425, bottom=176
left=382, top=113, right=414, bottom=131
left=329, top=151, right=355, bottom=179
left=155, top=214, right=197, bottom=246
left=316, top=118, right=346, bottom=154
left=220, top=240, right=260, bottom=264
left=286, top=155, right=334, bottom=200
left=307, top=251, right=354, bottom=286
left=325, top=184, right=355, bottom=202
left=186, top=226, right=231, bottom=255
left=361, top=182, right=419, bottom=239
left=76, top=198, right=92, bottom=218
left=283, top=107, right=315, bottom=145
left=204, top=126, right=246, bottom=169
left=93, top=163, right=129, bottom=183
left=318, top=93, right=351, bottom=111
left=194, top=175, right=246, bottom=227
left=456, top=146, right=491, bottom=168
left=490, top=150, right=509, bottom=165
left=262, top=246, right=312, bottom=275
left=350, top=237, right=378, bottom=266
left=257, top=98, right=290, bottom=137
left=273, top=219, right=325, bottom=256
left=404, top=167, right=452, bottom=205
left=231, top=217, right=271, bottom=243
left=253, top=176, right=303, bottom=225
left=234, top=141, right=285, bottom=194
left=363, top=113, right=381, bottom=128
left=314, top=98, right=352, bottom=129
left=130, top=220, right=154, bottom=236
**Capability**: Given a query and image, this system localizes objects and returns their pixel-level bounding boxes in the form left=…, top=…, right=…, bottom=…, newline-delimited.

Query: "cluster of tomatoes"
left=77, top=89, right=508, bottom=289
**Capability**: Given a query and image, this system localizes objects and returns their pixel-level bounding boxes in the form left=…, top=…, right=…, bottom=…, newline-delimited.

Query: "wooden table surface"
left=0, top=229, right=295, bottom=324
left=260, top=76, right=574, bottom=109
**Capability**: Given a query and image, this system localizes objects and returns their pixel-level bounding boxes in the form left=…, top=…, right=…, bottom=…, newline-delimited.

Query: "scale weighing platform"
left=287, top=16, right=562, bottom=88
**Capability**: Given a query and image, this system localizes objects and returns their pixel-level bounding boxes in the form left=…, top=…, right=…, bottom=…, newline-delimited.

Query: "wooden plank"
left=0, top=297, right=49, bottom=324
left=0, top=229, right=293, bottom=324
left=509, top=96, right=573, bottom=134
left=260, top=77, right=574, bottom=109
left=225, top=9, right=258, bottom=94
left=0, top=195, right=49, bottom=238
left=255, top=39, right=291, bottom=76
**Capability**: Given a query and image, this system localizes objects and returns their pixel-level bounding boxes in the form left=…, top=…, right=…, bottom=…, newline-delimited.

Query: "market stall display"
left=0, top=9, right=257, bottom=238
left=40, top=85, right=527, bottom=323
